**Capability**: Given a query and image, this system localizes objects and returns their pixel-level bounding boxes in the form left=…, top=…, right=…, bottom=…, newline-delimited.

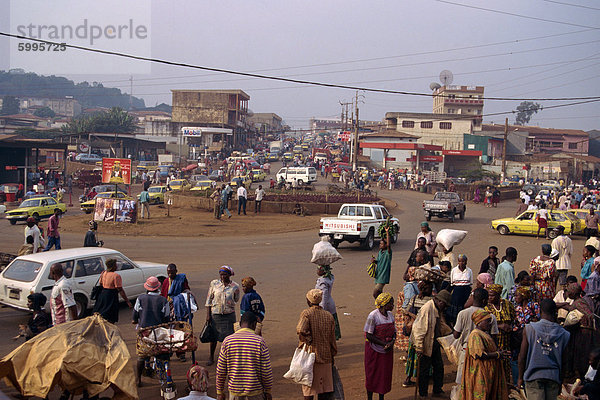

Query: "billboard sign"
left=101, top=158, right=131, bottom=185
left=337, top=131, right=351, bottom=142
left=94, top=198, right=137, bottom=223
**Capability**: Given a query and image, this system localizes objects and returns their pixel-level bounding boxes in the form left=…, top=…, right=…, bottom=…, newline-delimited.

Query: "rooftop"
left=385, top=111, right=475, bottom=121
left=361, top=129, right=420, bottom=139
left=481, top=123, right=588, bottom=137
left=171, top=89, right=250, bottom=99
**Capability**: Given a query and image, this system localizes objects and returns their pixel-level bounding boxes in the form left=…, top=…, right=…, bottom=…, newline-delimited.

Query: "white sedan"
left=0, top=248, right=168, bottom=318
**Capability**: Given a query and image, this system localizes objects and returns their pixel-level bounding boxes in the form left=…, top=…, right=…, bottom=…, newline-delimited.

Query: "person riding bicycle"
left=132, top=276, right=170, bottom=387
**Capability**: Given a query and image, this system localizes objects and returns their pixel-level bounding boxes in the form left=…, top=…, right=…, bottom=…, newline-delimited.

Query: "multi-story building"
left=385, top=112, right=474, bottom=150
left=248, top=113, right=283, bottom=135
left=432, top=85, right=484, bottom=128
left=171, top=89, right=250, bottom=149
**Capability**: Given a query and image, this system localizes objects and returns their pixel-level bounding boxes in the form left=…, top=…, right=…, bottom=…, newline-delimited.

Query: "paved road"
left=0, top=185, right=587, bottom=399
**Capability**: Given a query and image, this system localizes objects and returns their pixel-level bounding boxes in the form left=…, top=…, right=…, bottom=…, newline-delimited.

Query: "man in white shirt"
left=49, top=263, right=77, bottom=325
left=522, top=193, right=531, bottom=205
left=551, top=225, right=573, bottom=286
left=254, top=185, right=265, bottom=214
left=237, top=183, right=247, bottom=215
left=24, top=217, right=44, bottom=252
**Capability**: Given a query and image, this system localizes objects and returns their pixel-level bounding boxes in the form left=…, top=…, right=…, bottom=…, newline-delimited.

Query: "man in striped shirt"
left=216, top=312, right=273, bottom=400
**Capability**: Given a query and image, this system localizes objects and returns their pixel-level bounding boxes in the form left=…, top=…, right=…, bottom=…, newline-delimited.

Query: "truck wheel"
left=9, top=220, right=16, bottom=225
left=362, top=230, right=375, bottom=250
left=498, top=225, right=509, bottom=235
left=459, top=210, right=465, bottom=220
left=390, top=225, right=399, bottom=243
left=425, top=215, right=431, bottom=221
left=548, top=229, right=558, bottom=239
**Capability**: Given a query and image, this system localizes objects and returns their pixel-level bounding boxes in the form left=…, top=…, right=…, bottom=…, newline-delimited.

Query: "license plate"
left=334, top=234, right=343, bottom=239
left=9, top=289, right=20, bottom=300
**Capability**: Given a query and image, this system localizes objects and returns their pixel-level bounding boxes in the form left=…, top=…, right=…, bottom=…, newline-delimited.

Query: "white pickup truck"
left=319, top=203, right=399, bottom=250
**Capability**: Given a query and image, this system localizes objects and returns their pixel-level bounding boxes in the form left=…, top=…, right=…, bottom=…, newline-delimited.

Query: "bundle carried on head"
left=435, top=229, right=468, bottom=250
left=311, top=236, right=342, bottom=265
left=412, top=265, right=446, bottom=283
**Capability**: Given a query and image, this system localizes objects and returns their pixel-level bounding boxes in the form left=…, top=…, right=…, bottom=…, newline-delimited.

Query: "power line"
left=540, top=0, right=600, bottom=11
left=1, top=32, right=598, bottom=103
left=435, top=0, right=600, bottom=29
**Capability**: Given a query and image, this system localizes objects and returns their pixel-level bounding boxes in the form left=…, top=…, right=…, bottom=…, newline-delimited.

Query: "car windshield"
left=149, top=187, right=162, bottom=193
left=19, top=199, right=40, bottom=208
left=3, top=260, right=43, bottom=282
left=96, top=193, right=111, bottom=199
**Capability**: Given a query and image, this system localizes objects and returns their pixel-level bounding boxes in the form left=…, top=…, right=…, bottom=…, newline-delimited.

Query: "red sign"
left=384, top=157, right=396, bottom=161
left=407, top=156, right=443, bottom=162
left=101, top=158, right=131, bottom=185
left=4, top=166, right=17, bottom=171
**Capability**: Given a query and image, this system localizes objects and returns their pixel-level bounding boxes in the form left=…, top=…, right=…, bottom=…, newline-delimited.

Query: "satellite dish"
left=430, top=82, right=441, bottom=91
left=247, top=109, right=254, bottom=117
left=439, top=70, right=454, bottom=86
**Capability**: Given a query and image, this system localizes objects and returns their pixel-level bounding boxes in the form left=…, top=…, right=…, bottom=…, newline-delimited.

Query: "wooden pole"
left=502, top=118, right=508, bottom=180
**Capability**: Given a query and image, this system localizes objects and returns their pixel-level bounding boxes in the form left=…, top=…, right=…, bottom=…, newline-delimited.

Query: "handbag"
left=90, top=272, right=104, bottom=301
left=199, top=319, right=218, bottom=343
left=367, top=261, right=377, bottom=278
left=283, top=344, right=315, bottom=385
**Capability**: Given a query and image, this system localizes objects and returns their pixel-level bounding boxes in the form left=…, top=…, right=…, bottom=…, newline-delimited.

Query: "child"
left=15, top=293, right=50, bottom=341
left=239, top=277, right=265, bottom=335
left=18, top=235, right=34, bottom=256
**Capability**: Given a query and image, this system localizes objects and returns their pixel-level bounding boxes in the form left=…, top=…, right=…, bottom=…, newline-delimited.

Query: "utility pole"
left=502, top=117, right=508, bottom=181
left=352, top=91, right=359, bottom=172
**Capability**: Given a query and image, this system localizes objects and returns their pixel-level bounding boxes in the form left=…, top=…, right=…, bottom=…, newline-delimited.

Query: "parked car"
left=137, top=186, right=167, bottom=204
left=491, top=209, right=583, bottom=238
left=5, top=197, right=67, bottom=224
left=248, top=169, right=266, bottom=182
left=168, top=179, right=191, bottom=191
left=0, top=248, right=168, bottom=318
left=75, top=153, right=103, bottom=163
left=208, top=170, right=222, bottom=181
left=81, top=192, right=133, bottom=214
left=189, top=174, right=209, bottom=183
left=423, top=192, right=466, bottom=222
left=319, top=203, right=399, bottom=250
left=567, top=209, right=600, bottom=235
left=230, top=176, right=252, bottom=189
left=190, top=180, right=213, bottom=192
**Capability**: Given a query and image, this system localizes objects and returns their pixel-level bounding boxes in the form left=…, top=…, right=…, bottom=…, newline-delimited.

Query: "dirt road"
left=0, top=188, right=587, bottom=399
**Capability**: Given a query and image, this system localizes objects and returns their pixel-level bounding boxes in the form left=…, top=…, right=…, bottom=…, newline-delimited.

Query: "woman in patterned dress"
left=484, top=284, right=515, bottom=381
left=529, top=244, right=557, bottom=301
left=459, top=309, right=510, bottom=400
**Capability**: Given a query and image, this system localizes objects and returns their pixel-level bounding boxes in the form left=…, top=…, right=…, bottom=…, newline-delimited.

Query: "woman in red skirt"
left=364, top=292, right=396, bottom=400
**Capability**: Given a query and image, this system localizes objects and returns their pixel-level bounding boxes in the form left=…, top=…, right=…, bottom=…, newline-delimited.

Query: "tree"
left=63, top=107, right=135, bottom=133
left=515, top=101, right=541, bottom=125
left=1, top=95, right=20, bottom=115
left=33, top=106, right=56, bottom=118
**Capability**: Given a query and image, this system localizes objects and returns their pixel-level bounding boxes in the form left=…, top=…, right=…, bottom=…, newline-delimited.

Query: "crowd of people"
left=389, top=222, right=600, bottom=399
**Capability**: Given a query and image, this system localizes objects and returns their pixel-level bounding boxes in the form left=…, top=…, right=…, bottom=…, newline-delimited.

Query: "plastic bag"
left=437, top=334, right=461, bottom=366
left=283, top=344, right=315, bottom=385
left=436, top=229, right=468, bottom=250
left=311, top=236, right=342, bottom=265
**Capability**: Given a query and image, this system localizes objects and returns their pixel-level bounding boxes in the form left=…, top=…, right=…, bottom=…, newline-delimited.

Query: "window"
left=420, top=121, right=433, bottom=129
left=4, top=260, right=43, bottom=282
left=339, top=206, right=348, bottom=216
left=440, top=122, right=452, bottom=130
left=402, top=120, right=414, bottom=128
left=447, top=108, right=455, bottom=114
left=380, top=207, right=390, bottom=218
left=347, top=206, right=356, bottom=216
left=374, top=207, right=383, bottom=219
left=45, top=260, right=75, bottom=279
left=568, top=143, right=577, bottom=149
left=356, top=206, right=365, bottom=216
left=75, top=257, right=104, bottom=277
left=363, top=207, right=373, bottom=217
left=112, top=255, right=135, bottom=271
left=518, top=212, right=534, bottom=221
left=47, top=198, right=57, bottom=205
left=550, top=212, right=566, bottom=222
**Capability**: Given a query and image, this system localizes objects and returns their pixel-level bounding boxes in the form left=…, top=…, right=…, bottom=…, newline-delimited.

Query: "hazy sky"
left=1, top=0, right=599, bottom=131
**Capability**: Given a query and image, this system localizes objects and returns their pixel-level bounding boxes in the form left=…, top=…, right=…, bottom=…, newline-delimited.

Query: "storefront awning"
left=360, top=142, right=443, bottom=151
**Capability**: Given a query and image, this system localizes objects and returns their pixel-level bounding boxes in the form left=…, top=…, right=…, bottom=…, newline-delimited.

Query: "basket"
left=412, top=265, right=446, bottom=283
left=136, top=321, right=198, bottom=357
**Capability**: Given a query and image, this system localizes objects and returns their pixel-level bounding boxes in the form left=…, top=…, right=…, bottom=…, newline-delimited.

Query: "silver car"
left=0, top=248, right=168, bottom=318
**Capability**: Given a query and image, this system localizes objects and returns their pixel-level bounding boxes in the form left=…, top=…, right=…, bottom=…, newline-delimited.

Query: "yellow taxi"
left=301, top=143, right=309, bottom=151
left=230, top=176, right=252, bottom=189
left=249, top=169, right=266, bottom=182
left=491, top=209, right=584, bottom=238
left=81, top=192, right=133, bottom=214
left=138, top=186, right=167, bottom=204
left=567, top=208, right=600, bottom=235
left=190, top=180, right=213, bottom=192
left=266, top=153, right=279, bottom=162
left=282, top=152, right=293, bottom=162
left=6, top=196, right=67, bottom=224
left=168, top=179, right=191, bottom=191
